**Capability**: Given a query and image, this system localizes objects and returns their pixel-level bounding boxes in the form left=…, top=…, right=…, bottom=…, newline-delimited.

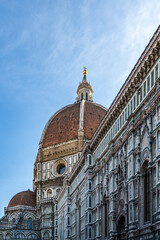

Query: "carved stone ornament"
left=118, top=199, right=125, bottom=212
left=142, top=149, right=149, bottom=161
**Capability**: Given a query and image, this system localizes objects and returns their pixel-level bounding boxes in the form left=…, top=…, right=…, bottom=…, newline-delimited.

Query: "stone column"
left=101, top=201, right=105, bottom=240
left=76, top=199, right=81, bottom=240
left=149, top=167, right=152, bottom=223
left=137, top=175, right=141, bottom=227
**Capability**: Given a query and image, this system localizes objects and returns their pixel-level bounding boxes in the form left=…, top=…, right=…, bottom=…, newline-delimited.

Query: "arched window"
left=43, top=231, right=49, bottom=239
left=89, top=212, right=92, bottom=223
left=86, top=92, right=88, bottom=100
left=28, top=234, right=38, bottom=239
left=27, top=218, right=33, bottom=230
left=56, top=188, right=60, bottom=195
left=47, top=189, right=52, bottom=198
left=117, top=215, right=125, bottom=235
left=89, top=182, right=92, bottom=190
left=89, top=228, right=92, bottom=238
left=67, top=216, right=70, bottom=225
left=16, top=233, right=25, bottom=239
left=89, top=196, right=92, bottom=208
left=81, top=93, right=83, bottom=100
left=6, top=233, right=12, bottom=239
left=67, top=206, right=70, bottom=213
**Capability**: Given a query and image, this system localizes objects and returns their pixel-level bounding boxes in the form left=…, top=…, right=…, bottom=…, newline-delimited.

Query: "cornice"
left=93, top=86, right=160, bottom=165
left=90, top=25, right=160, bottom=151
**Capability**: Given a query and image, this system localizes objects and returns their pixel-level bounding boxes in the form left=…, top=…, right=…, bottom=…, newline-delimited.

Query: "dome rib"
left=40, top=101, right=107, bottom=148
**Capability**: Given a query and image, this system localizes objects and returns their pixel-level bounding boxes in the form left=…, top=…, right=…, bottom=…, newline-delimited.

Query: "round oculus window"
left=57, top=164, right=66, bottom=175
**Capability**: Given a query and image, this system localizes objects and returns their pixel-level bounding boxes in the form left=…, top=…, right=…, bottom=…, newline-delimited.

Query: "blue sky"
left=0, top=0, right=160, bottom=217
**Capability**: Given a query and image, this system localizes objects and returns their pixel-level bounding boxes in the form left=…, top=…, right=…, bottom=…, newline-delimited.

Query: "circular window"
left=57, top=164, right=66, bottom=175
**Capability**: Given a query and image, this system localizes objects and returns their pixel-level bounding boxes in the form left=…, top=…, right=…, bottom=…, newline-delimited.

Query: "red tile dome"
left=8, top=190, right=36, bottom=207
left=40, top=101, right=107, bottom=148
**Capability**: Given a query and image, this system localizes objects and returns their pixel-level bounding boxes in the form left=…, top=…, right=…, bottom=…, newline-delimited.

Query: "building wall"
left=57, top=57, right=160, bottom=239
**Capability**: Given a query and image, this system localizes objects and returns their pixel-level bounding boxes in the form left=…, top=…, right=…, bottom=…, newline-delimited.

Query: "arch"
left=141, top=124, right=149, bottom=140
left=47, top=189, right=52, bottom=198
left=5, top=233, right=12, bottom=239
left=86, top=92, right=88, bottom=101
left=24, top=212, right=36, bottom=220
left=56, top=188, right=61, bottom=195
left=43, top=231, right=50, bottom=239
left=141, top=160, right=149, bottom=174
left=81, top=92, right=83, bottom=100
left=44, top=206, right=50, bottom=214
left=16, top=233, right=25, bottom=238
left=117, top=215, right=126, bottom=240
left=9, top=212, right=18, bottom=221
left=27, top=233, right=38, bottom=239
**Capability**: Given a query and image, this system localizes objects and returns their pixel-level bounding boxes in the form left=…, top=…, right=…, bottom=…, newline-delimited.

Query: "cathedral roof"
left=38, top=68, right=107, bottom=150
left=8, top=190, right=36, bottom=207
left=40, top=101, right=107, bottom=148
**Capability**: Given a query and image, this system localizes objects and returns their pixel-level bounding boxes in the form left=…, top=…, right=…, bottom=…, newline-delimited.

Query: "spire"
left=82, top=67, right=88, bottom=82
left=76, top=67, right=93, bottom=102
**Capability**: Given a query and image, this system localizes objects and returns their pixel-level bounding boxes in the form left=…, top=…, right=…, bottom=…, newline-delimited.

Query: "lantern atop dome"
left=76, top=67, right=93, bottom=102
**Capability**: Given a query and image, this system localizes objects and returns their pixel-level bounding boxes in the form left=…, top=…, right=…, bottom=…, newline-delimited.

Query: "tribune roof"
left=8, top=190, right=36, bottom=207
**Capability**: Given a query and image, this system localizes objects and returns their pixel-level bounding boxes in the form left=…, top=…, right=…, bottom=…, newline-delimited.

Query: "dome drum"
left=52, top=159, right=67, bottom=177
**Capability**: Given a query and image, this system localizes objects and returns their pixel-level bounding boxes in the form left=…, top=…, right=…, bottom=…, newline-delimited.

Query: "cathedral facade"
left=1, top=26, right=160, bottom=240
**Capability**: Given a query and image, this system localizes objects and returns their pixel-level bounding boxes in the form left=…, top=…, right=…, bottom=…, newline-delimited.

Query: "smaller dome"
left=8, top=190, right=36, bottom=207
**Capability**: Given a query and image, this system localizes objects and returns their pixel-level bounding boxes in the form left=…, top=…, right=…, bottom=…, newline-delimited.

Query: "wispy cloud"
left=1, top=0, right=160, bottom=217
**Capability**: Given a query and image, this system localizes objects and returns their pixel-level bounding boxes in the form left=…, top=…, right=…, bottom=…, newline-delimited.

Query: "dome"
left=8, top=190, right=36, bottom=207
left=40, top=101, right=107, bottom=148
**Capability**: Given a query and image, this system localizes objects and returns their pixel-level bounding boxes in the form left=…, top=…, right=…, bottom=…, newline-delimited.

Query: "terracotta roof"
left=8, top=190, right=36, bottom=207
left=43, top=103, right=80, bottom=147
left=84, top=102, right=107, bottom=139
left=42, top=101, right=107, bottom=148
